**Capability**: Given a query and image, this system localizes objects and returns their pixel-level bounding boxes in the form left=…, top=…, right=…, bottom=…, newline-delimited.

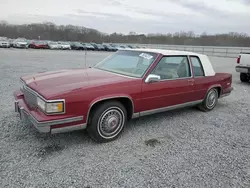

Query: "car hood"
left=21, top=68, right=137, bottom=99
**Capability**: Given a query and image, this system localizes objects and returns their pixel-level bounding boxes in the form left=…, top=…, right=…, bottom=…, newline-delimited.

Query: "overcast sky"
left=1, top=0, right=250, bottom=34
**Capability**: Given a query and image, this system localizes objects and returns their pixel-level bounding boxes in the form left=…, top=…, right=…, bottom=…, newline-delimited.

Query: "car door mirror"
left=145, top=74, right=161, bottom=83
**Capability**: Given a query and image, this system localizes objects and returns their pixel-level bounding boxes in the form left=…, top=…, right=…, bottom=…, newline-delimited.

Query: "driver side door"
left=138, top=55, right=196, bottom=113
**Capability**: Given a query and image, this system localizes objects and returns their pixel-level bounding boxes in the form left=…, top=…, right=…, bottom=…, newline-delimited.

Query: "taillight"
left=237, top=55, right=241, bottom=64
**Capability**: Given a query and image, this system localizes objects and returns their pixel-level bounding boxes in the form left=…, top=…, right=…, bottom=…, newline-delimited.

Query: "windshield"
left=94, top=50, right=158, bottom=78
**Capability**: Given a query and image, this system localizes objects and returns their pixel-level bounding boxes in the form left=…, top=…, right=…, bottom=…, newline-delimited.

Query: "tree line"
left=0, top=21, right=250, bottom=47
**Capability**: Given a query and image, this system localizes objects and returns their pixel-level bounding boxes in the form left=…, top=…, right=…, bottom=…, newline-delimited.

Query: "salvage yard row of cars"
left=0, top=37, right=142, bottom=51
left=14, top=48, right=234, bottom=143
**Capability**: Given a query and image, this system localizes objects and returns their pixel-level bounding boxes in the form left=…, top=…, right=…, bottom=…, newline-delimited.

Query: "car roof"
left=121, top=48, right=215, bottom=77
left=123, top=48, right=204, bottom=56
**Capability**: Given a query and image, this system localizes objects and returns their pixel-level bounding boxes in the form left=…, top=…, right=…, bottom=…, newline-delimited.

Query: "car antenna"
left=84, top=47, right=87, bottom=68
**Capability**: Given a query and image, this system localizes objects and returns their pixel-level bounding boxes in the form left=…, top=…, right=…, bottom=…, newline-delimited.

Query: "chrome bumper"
left=235, top=65, right=250, bottom=73
left=14, top=100, right=86, bottom=134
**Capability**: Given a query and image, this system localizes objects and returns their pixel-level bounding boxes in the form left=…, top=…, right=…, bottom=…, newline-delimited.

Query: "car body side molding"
left=132, top=100, right=203, bottom=118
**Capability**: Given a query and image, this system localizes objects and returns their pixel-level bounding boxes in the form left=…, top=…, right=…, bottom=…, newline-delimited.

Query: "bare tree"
left=0, top=21, right=250, bottom=47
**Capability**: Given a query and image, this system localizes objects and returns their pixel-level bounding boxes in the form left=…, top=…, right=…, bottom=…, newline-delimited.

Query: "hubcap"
left=206, top=90, right=217, bottom=108
left=98, top=107, right=125, bottom=139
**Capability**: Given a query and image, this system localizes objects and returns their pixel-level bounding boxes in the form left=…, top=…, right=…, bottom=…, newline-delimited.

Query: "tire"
left=240, top=73, right=249, bottom=82
left=87, top=100, right=127, bottom=143
left=197, top=88, right=218, bottom=112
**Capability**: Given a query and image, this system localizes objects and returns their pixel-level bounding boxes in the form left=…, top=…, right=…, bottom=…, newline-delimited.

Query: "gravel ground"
left=1, top=48, right=250, bottom=188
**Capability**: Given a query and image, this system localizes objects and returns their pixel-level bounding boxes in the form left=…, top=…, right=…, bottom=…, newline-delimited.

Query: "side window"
left=151, top=56, right=191, bottom=80
left=190, top=56, right=205, bottom=77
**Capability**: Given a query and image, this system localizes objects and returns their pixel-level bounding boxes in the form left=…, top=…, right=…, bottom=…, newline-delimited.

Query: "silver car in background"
left=58, top=41, right=71, bottom=50
left=48, top=41, right=61, bottom=49
left=13, top=38, right=28, bottom=48
left=0, top=37, right=10, bottom=48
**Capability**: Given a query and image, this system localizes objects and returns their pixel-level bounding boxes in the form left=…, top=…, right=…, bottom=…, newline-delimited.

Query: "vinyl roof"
left=123, top=48, right=204, bottom=56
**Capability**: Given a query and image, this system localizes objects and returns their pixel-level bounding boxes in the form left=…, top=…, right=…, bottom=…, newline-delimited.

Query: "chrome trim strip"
left=132, top=112, right=140, bottom=119
left=86, top=96, right=135, bottom=124
left=29, top=115, right=84, bottom=127
left=51, top=123, right=87, bottom=134
left=139, top=100, right=203, bottom=117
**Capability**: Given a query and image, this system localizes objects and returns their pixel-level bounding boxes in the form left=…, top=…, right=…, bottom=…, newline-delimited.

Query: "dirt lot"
left=1, top=48, right=250, bottom=188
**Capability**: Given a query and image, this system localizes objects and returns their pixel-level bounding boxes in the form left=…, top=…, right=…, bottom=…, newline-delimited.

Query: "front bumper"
left=235, top=65, right=250, bottom=73
left=14, top=91, right=86, bottom=134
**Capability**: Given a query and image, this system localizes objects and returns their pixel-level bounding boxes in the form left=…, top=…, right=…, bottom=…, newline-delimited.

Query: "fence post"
left=226, top=48, right=228, bottom=57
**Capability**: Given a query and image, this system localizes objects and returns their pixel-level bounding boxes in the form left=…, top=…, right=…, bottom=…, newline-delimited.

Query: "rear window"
left=190, top=56, right=205, bottom=77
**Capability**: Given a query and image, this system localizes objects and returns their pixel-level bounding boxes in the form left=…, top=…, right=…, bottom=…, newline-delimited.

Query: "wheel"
left=87, top=100, right=127, bottom=143
left=197, top=88, right=218, bottom=112
left=240, top=73, right=249, bottom=82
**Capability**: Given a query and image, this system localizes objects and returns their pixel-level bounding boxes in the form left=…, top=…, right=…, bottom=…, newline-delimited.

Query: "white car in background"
left=48, top=41, right=61, bottom=50
left=58, top=41, right=71, bottom=50
left=236, top=52, right=250, bottom=82
left=0, top=38, right=10, bottom=48
left=13, top=38, right=29, bottom=48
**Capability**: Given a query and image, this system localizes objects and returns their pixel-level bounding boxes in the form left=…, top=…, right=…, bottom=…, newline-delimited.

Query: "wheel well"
left=87, top=97, right=134, bottom=124
left=215, top=87, right=221, bottom=97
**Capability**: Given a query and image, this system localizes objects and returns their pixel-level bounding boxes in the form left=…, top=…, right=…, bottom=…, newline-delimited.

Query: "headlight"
left=37, top=97, right=46, bottom=111
left=37, top=97, right=64, bottom=114
left=46, top=101, right=64, bottom=113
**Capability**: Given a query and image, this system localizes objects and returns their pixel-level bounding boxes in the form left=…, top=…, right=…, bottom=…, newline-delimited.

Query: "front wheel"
left=87, top=101, right=127, bottom=143
left=197, top=88, right=218, bottom=112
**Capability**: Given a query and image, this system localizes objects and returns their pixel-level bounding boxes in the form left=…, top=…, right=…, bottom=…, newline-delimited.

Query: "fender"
left=86, top=94, right=135, bottom=124
left=204, top=84, right=222, bottom=99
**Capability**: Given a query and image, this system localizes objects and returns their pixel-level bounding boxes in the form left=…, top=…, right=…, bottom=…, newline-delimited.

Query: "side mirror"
left=145, top=74, right=161, bottom=83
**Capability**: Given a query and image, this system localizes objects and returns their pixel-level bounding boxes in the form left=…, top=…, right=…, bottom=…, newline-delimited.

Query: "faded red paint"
left=14, top=52, right=233, bottom=131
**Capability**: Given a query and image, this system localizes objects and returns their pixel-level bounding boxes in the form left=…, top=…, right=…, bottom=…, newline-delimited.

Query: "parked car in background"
left=236, top=52, right=250, bottom=82
left=109, top=44, right=121, bottom=50
left=48, top=41, right=61, bottom=50
left=70, top=42, right=85, bottom=50
left=14, top=49, right=233, bottom=143
left=58, top=42, right=71, bottom=50
left=13, top=38, right=29, bottom=49
left=102, top=43, right=117, bottom=51
left=96, top=44, right=105, bottom=51
left=90, top=43, right=105, bottom=51
left=0, top=38, right=10, bottom=48
left=81, top=43, right=95, bottom=51
left=29, top=40, right=49, bottom=49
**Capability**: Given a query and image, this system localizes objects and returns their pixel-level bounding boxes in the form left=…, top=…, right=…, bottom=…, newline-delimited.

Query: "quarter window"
left=190, top=56, right=205, bottom=77
left=151, top=56, right=191, bottom=80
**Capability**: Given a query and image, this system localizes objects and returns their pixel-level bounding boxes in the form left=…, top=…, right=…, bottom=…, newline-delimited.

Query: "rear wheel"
left=87, top=101, right=127, bottom=143
left=198, top=88, right=218, bottom=112
left=240, top=73, right=249, bottom=82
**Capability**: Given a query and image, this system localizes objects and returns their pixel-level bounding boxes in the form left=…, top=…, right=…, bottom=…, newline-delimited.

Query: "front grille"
left=23, top=87, right=37, bottom=108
